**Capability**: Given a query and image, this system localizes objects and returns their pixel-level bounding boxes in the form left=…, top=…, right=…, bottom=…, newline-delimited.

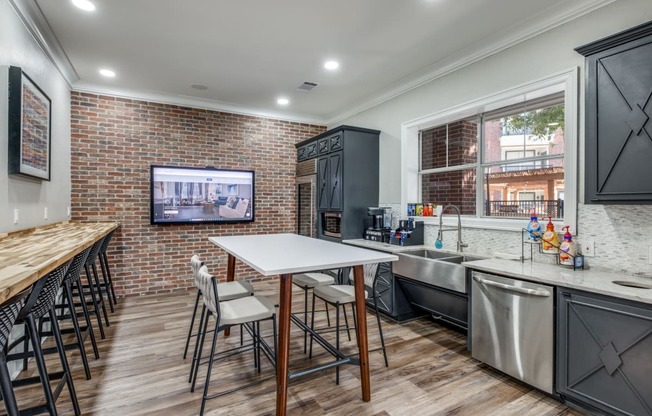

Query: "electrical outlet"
left=44, top=206, right=48, bottom=220
left=13, top=209, right=19, bottom=224
left=583, top=240, right=595, bottom=257
left=649, top=246, right=652, bottom=265
left=67, top=206, right=72, bottom=217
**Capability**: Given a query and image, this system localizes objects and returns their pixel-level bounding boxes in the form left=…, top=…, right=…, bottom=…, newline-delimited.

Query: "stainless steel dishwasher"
left=471, top=271, right=554, bottom=393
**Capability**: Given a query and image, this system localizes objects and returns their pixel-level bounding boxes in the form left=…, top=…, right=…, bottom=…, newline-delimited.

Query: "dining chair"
left=192, top=265, right=277, bottom=415
left=309, top=263, right=389, bottom=384
left=185, top=255, right=254, bottom=384
left=292, top=271, right=335, bottom=353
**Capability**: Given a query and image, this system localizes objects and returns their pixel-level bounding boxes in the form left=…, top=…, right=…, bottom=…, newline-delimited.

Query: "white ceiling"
left=18, top=0, right=612, bottom=124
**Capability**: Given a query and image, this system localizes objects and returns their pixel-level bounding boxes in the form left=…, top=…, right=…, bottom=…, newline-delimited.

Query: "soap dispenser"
left=541, top=217, right=559, bottom=253
left=526, top=207, right=541, bottom=241
left=559, top=226, right=575, bottom=266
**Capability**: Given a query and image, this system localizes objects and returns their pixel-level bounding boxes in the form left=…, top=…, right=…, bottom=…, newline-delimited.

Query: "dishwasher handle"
left=473, top=275, right=551, bottom=297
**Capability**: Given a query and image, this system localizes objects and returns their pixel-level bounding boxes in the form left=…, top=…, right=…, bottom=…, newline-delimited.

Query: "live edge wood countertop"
left=0, top=221, right=120, bottom=305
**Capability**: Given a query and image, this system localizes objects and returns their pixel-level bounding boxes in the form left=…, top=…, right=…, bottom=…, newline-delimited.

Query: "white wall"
left=0, top=0, right=71, bottom=233
left=334, top=0, right=652, bottom=276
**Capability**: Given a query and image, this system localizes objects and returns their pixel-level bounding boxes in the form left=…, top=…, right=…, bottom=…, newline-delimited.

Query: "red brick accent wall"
left=421, top=120, right=477, bottom=214
left=70, top=92, right=325, bottom=297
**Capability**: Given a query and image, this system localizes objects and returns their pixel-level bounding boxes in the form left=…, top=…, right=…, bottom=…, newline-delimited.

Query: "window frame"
left=401, top=68, right=578, bottom=233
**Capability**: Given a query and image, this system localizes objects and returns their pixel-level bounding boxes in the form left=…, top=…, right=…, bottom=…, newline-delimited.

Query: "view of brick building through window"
left=420, top=101, right=565, bottom=219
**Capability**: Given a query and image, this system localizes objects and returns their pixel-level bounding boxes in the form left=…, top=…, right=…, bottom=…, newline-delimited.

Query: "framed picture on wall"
left=7, top=66, right=52, bottom=181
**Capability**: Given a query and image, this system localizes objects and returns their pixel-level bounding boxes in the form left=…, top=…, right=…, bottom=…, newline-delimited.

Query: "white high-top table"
left=209, top=233, right=398, bottom=416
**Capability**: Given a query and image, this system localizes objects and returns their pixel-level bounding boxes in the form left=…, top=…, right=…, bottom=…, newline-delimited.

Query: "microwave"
left=321, top=212, right=341, bottom=238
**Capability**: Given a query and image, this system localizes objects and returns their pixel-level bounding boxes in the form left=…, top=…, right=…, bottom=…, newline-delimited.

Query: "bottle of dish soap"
left=526, top=207, right=541, bottom=241
left=559, top=226, right=575, bottom=266
left=541, top=217, right=559, bottom=253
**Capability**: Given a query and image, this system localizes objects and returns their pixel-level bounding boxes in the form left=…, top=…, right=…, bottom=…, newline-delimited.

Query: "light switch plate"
left=582, top=240, right=595, bottom=257
left=13, top=209, right=19, bottom=224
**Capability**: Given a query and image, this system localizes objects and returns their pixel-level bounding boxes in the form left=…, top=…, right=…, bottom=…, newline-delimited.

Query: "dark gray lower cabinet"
left=368, top=262, right=423, bottom=322
left=557, top=288, right=652, bottom=416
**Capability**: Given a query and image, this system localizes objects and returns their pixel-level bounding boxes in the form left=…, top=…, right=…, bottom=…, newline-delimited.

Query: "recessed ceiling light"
left=191, top=84, right=208, bottom=90
left=324, top=61, right=339, bottom=70
left=277, top=98, right=289, bottom=105
left=72, top=0, right=96, bottom=11
left=99, top=69, right=116, bottom=78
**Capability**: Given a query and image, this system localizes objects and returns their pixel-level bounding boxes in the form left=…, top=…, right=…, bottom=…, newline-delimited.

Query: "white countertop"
left=210, top=234, right=398, bottom=276
left=462, top=258, right=652, bottom=305
left=343, top=239, right=652, bottom=305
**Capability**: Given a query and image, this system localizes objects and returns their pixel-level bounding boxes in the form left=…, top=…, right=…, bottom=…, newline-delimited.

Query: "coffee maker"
left=364, top=207, right=392, bottom=242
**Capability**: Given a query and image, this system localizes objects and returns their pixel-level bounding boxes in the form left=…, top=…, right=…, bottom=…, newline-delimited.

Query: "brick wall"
left=70, top=92, right=325, bottom=297
left=421, top=120, right=477, bottom=214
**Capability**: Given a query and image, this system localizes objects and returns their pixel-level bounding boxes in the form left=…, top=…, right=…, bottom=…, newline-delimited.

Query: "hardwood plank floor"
left=6, top=282, right=588, bottom=415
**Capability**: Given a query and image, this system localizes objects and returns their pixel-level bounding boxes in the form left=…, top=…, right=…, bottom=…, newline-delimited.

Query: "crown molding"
left=8, top=0, right=78, bottom=87
left=73, top=82, right=327, bottom=125
left=325, top=0, right=616, bottom=126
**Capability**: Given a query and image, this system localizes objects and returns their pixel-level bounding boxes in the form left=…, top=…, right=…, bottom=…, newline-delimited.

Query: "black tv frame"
left=149, top=165, right=255, bottom=225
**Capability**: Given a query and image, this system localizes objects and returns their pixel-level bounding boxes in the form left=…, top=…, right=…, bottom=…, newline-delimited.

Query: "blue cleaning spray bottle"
left=527, top=207, right=541, bottom=241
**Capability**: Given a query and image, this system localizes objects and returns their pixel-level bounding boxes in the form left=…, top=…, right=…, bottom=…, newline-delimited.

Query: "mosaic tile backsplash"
left=383, top=203, right=652, bottom=278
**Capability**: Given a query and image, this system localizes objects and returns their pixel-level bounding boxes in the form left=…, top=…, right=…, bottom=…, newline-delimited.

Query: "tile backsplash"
left=384, top=203, right=652, bottom=278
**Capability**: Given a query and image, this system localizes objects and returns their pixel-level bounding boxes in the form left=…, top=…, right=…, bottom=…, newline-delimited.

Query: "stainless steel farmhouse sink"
left=393, top=250, right=484, bottom=293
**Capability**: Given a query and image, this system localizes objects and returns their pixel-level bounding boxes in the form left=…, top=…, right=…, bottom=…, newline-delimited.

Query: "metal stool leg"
left=183, top=290, right=201, bottom=359
left=24, top=314, right=58, bottom=415
left=63, top=281, right=92, bottom=379
left=84, top=264, right=106, bottom=339
left=74, top=277, right=99, bottom=359
left=0, top=353, right=19, bottom=416
left=49, top=307, right=81, bottom=416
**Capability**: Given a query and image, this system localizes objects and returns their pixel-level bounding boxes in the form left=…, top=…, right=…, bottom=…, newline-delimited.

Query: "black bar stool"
left=0, top=288, right=31, bottom=416
left=6, top=261, right=81, bottom=416
left=41, top=246, right=97, bottom=380
left=97, top=230, right=117, bottom=311
left=75, top=237, right=110, bottom=339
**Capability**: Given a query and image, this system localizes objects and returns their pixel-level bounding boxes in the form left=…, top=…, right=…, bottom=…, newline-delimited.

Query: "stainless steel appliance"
left=296, top=159, right=317, bottom=237
left=321, top=212, right=342, bottom=238
left=471, top=271, right=554, bottom=393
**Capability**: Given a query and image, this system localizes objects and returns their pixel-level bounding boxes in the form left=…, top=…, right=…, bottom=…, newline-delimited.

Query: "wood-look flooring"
left=7, top=282, right=588, bottom=415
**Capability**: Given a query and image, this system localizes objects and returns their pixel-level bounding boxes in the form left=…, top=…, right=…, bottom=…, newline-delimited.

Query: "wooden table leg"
left=353, top=264, right=371, bottom=401
left=276, top=273, right=292, bottom=416
left=225, top=254, right=236, bottom=337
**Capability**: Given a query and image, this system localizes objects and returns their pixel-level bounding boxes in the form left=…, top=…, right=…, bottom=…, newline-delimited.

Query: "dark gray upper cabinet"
left=296, top=125, right=380, bottom=240
left=576, top=21, right=652, bottom=203
left=557, top=288, right=652, bottom=416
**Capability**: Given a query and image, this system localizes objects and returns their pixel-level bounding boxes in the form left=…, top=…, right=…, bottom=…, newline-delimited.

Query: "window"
left=402, top=69, right=578, bottom=231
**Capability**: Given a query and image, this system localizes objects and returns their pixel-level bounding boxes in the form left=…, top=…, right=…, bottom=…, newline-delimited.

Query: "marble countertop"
left=342, top=239, right=652, bottom=305
left=463, top=258, right=652, bottom=305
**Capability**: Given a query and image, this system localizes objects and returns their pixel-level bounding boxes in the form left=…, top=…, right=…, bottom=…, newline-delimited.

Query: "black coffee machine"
left=363, top=207, right=392, bottom=242
left=388, top=218, right=424, bottom=246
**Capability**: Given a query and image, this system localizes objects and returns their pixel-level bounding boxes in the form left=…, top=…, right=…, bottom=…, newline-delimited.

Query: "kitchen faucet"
left=437, top=204, right=468, bottom=252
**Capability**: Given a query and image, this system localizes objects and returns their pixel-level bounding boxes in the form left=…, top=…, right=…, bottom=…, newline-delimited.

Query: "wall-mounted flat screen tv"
left=150, top=165, right=255, bottom=225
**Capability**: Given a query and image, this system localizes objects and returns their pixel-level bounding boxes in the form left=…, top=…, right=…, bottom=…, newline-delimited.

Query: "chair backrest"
left=85, top=237, right=105, bottom=266
left=197, top=265, right=220, bottom=319
left=19, top=260, right=72, bottom=321
left=0, top=288, right=30, bottom=348
left=190, top=255, right=204, bottom=290
left=64, top=246, right=92, bottom=284
left=99, top=229, right=115, bottom=254
left=349, top=263, right=380, bottom=290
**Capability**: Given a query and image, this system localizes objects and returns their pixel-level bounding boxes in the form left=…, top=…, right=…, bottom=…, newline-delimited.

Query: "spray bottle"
left=559, top=226, right=575, bottom=266
left=526, top=207, right=541, bottom=241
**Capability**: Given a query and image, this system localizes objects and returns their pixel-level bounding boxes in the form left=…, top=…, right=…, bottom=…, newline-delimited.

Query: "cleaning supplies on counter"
left=526, top=208, right=542, bottom=241
left=541, top=217, right=559, bottom=253
left=559, top=226, right=575, bottom=265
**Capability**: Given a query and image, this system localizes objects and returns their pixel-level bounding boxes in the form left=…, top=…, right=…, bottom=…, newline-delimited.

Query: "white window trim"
left=401, top=67, right=578, bottom=233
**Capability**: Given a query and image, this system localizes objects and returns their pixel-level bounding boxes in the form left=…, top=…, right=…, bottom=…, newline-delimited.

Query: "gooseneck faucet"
left=438, top=204, right=468, bottom=252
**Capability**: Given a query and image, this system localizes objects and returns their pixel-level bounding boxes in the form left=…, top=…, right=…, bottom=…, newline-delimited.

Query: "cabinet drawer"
left=318, top=137, right=330, bottom=155
left=305, top=142, right=317, bottom=159
left=329, top=134, right=342, bottom=151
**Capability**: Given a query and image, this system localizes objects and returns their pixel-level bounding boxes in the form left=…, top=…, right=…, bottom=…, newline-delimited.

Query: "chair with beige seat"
left=192, top=265, right=277, bottom=415
left=309, top=263, right=389, bottom=384
left=292, top=271, right=336, bottom=353
left=185, top=255, right=254, bottom=383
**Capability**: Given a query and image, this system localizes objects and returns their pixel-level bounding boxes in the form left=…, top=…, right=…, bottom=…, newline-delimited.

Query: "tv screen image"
left=150, top=165, right=255, bottom=224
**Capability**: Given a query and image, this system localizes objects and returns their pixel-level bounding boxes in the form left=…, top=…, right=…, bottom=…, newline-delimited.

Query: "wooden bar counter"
left=0, top=221, right=120, bottom=304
